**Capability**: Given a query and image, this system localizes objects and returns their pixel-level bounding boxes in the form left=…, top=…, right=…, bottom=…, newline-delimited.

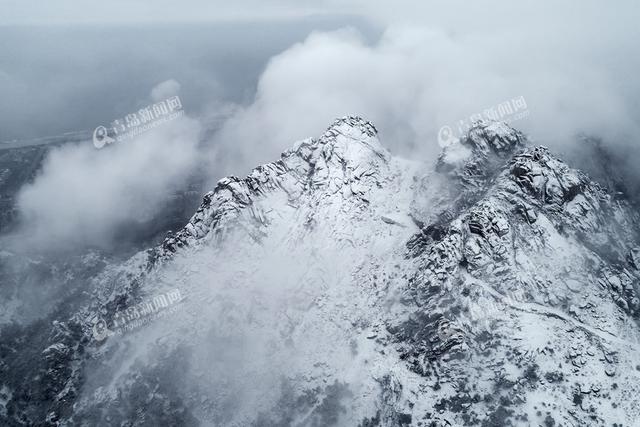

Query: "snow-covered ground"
left=2, top=117, right=640, bottom=426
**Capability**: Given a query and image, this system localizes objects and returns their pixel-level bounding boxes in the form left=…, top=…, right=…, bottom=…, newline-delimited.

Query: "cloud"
left=13, top=113, right=202, bottom=251
left=0, top=17, right=376, bottom=142
left=192, top=1, right=637, bottom=179
left=7, top=1, right=640, bottom=250
left=150, top=79, right=181, bottom=101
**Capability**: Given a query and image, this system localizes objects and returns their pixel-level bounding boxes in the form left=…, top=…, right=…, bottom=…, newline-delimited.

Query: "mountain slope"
left=2, top=117, right=640, bottom=426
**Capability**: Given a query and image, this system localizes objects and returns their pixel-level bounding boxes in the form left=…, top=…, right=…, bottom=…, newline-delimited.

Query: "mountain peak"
left=19, top=115, right=640, bottom=427
left=311, top=115, right=389, bottom=163
left=155, top=116, right=393, bottom=260
left=464, top=120, right=525, bottom=155
left=150, top=120, right=640, bottom=425
left=436, top=120, right=527, bottom=188
left=324, top=115, right=378, bottom=138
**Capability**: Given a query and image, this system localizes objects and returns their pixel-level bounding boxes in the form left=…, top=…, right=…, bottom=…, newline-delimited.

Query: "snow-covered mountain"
left=2, top=117, right=640, bottom=426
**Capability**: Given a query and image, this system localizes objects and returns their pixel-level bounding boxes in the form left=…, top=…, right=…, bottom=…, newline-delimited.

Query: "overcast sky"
left=2, top=0, right=638, bottom=141
left=2, top=0, right=638, bottom=152
left=0, top=14, right=377, bottom=141
left=2, top=1, right=346, bottom=25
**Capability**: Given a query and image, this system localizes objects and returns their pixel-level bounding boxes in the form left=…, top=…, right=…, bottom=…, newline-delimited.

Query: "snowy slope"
left=2, top=117, right=640, bottom=426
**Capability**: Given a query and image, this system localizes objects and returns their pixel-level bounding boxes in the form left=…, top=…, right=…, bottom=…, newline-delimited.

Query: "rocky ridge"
left=1, top=117, right=639, bottom=426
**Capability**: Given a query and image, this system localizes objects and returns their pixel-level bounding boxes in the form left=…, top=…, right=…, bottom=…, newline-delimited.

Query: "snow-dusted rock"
left=3, top=118, right=640, bottom=426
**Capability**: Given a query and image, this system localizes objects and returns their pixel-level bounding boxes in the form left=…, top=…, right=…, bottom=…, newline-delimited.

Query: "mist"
left=209, top=3, right=640, bottom=181
left=15, top=117, right=201, bottom=251
left=4, top=2, right=640, bottom=231
left=0, top=17, right=378, bottom=142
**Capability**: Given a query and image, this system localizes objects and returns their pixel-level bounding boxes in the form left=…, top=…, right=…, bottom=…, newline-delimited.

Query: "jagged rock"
left=3, top=117, right=640, bottom=426
left=628, top=247, right=640, bottom=270
left=437, top=121, right=526, bottom=190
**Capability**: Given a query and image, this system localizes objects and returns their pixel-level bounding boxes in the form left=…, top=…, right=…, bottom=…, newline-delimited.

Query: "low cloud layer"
left=210, top=5, right=640, bottom=178
left=5, top=1, right=640, bottom=251
left=13, top=88, right=202, bottom=250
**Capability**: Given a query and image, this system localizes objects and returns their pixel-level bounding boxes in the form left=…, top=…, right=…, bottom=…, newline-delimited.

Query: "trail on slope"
left=473, top=281, right=640, bottom=352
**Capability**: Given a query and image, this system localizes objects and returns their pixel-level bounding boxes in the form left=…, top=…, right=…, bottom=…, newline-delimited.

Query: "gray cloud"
left=1, top=0, right=344, bottom=25
left=207, top=6, right=640, bottom=180
left=4, top=1, right=640, bottom=246
left=0, top=17, right=376, bottom=142
left=14, top=108, right=202, bottom=250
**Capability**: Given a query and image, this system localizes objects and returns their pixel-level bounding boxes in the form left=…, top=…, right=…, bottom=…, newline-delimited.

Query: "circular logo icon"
left=92, top=318, right=112, bottom=342
left=93, top=125, right=115, bottom=149
left=437, top=125, right=455, bottom=148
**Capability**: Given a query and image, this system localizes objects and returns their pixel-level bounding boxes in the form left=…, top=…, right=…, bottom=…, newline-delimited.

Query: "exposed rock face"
left=1, top=117, right=639, bottom=426
left=397, top=121, right=640, bottom=425
left=156, top=116, right=389, bottom=259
